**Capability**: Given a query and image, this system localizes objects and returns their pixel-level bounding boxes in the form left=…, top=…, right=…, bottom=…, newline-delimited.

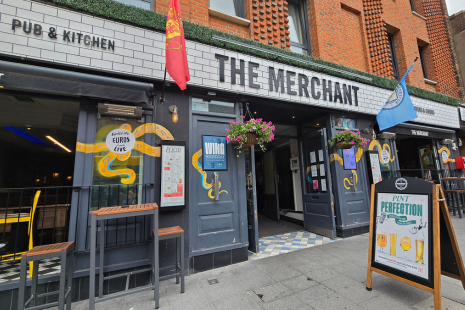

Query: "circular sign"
left=105, top=129, right=135, bottom=154
left=395, top=178, right=408, bottom=190
left=380, top=149, right=390, bottom=164
left=441, top=150, right=449, bottom=163
left=383, top=84, right=404, bottom=110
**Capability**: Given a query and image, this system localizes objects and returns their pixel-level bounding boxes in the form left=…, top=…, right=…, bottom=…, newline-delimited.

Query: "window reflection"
left=210, top=0, right=242, bottom=17
left=287, top=2, right=308, bottom=56
left=334, top=118, right=356, bottom=129
left=112, top=0, right=151, bottom=10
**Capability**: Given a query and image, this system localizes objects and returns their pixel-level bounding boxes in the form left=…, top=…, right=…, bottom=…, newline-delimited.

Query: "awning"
left=0, top=60, right=153, bottom=104
left=383, top=123, right=455, bottom=140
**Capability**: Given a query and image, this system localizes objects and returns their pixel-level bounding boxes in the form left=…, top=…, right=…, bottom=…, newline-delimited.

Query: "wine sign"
left=366, top=177, right=465, bottom=309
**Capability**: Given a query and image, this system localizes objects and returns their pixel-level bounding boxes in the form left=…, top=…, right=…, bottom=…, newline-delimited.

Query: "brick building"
left=450, top=10, right=465, bottom=99
left=0, top=1, right=463, bottom=308
left=145, top=0, right=464, bottom=100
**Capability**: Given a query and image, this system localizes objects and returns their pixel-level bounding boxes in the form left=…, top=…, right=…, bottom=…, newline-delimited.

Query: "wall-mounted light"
left=207, top=91, right=216, bottom=96
left=98, top=103, right=142, bottom=118
left=459, top=138, right=463, bottom=147
left=292, top=116, right=295, bottom=119
left=27, top=127, right=31, bottom=130
left=35, top=179, right=40, bottom=183
left=169, top=105, right=178, bottom=123
left=254, top=111, right=257, bottom=114
left=53, top=173, right=59, bottom=178
left=67, top=176, right=72, bottom=180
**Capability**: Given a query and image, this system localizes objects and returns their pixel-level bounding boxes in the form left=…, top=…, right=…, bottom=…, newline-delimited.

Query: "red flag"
left=165, top=0, right=189, bottom=90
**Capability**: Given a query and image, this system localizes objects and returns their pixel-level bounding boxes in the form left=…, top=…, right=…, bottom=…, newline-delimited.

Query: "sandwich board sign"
left=366, top=177, right=465, bottom=309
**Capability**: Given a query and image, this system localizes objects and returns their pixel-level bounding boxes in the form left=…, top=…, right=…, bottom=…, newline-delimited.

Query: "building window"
left=210, top=0, right=245, bottom=18
left=287, top=1, right=310, bottom=56
left=112, top=0, right=153, bottom=10
left=388, top=33, right=400, bottom=80
left=409, top=0, right=415, bottom=11
left=334, top=117, right=356, bottom=129
left=418, top=45, right=428, bottom=79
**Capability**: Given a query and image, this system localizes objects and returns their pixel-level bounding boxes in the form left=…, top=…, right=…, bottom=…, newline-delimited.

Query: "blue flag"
left=376, top=61, right=418, bottom=131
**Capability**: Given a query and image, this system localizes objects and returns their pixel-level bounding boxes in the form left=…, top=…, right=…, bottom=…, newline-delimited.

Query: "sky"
left=445, top=0, right=465, bottom=15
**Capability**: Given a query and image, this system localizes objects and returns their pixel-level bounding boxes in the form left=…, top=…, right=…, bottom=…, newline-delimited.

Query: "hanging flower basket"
left=243, top=133, right=258, bottom=147
left=226, top=116, right=275, bottom=152
left=335, top=142, right=354, bottom=149
left=328, top=128, right=370, bottom=149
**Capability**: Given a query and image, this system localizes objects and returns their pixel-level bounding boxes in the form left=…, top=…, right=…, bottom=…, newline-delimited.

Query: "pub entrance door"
left=299, top=128, right=337, bottom=238
left=245, top=146, right=259, bottom=253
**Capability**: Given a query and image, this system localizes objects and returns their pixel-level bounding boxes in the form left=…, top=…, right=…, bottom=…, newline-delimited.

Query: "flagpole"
left=160, top=67, right=167, bottom=104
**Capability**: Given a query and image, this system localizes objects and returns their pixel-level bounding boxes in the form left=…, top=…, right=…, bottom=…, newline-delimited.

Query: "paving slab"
left=211, top=292, right=264, bottom=310
left=413, top=296, right=465, bottom=310
left=305, top=292, right=364, bottom=310
left=279, top=275, right=319, bottom=293
left=321, top=274, right=381, bottom=304
left=359, top=293, right=413, bottom=310
left=294, top=284, right=335, bottom=303
left=252, top=282, right=293, bottom=303
left=261, top=294, right=313, bottom=310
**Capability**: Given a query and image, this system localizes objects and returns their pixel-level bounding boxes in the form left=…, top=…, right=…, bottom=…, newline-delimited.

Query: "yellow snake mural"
left=437, top=146, right=454, bottom=163
left=77, top=123, right=174, bottom=184
left=421, top=145, right=434, bottom=165
left=329, top=140, right=395, bottom=190
left=192, top=149, right=228, bottom=199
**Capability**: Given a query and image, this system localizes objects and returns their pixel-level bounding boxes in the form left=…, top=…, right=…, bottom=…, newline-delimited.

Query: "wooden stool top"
left=91, top=203, right=158, bottom=216
left=154, top=226, right=184, bottom=237
left=22, top=242, right=74, bottom=257
left=444, top=189, right=465, bottom=192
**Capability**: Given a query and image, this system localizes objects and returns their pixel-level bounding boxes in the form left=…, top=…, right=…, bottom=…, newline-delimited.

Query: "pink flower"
left=262, top=128, right=266, bottom=131
left=266, top=124, right=270, bottom=128
left=225, top=129, right=229, bottom=132
left=351, top=141, right=355, bottom=144
left=236, top=137, right=240, bottom=142
left=357, top=132, right=360, bottom=134
left=246, top=121, right=249, bottom=124
left=368, top=139, right=370, bottom=142
left=231, top=121, right=235, bottom=124
left=269, top=121, right=272, bottom=125
left=272, top=126, right=275, bottom=131
left=225, top=137, right=230, bottom=141
left=237, top=136, right=241, bottom=139
left=241, top=115, right=245, bottom=119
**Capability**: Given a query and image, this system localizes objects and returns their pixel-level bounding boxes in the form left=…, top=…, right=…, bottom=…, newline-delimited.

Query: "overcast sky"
left=445, top=0, right=465, bottom=15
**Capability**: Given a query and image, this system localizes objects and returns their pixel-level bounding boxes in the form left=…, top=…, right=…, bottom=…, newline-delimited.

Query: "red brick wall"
left=153, top=0, right=463, bottom=100
left=450, top=11, right=465, bottom=35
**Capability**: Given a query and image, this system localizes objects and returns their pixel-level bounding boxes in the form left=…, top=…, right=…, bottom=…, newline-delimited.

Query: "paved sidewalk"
left=68, top=216, right=465, bottom=310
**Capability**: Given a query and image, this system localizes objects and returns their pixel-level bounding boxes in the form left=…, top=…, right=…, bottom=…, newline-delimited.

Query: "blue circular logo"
left=384, top=84, right=404, bottom=109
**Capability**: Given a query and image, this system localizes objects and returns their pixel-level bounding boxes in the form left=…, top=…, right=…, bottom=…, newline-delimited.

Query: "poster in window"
left=319, top=164, right=325, bottom=177
left=321, top=179, right=327, bottom=192
left=369, top=153, right=382, bottom=184
left=318, top=150, right=324, bottom=162
left=161, top=143, right=186, bottom=208
left=313, top=180, right=319, bottom=191
left=374, top=193, right=429, bottom=280
left=310, top=151, right=317, bottom=163
left=343, top=147, right=357, bottom=170
left=311, top=165, right=318, bottom=177
left=202, top=136, right=227, bottom=171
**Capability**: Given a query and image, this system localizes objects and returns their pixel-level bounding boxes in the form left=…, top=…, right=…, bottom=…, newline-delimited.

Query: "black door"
left=299, top=128, right=337, bottom=238
left=245, top=146, right=259, bottom=253
left=275, top=145, right=295, bottom=213
left=262, top=148, right=280, bottom=220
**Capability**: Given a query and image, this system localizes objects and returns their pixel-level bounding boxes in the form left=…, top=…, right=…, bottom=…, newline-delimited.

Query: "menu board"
left=343, top=147, right=357, bottom=170
left=160, top=142, right=186, bottom=208
left=374, top=192, right=430, bottom=280
left=367, top=151, right=382, bottom=184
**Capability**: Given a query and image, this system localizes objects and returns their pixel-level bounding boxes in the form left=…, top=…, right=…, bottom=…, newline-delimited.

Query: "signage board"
left=202, top=136, right=227, bottom=171
left=106, top=128, right=136, bottom=154
left=343, top=147, right=357, bottom=170
left=366, top=178, right=465, bottom=309
left=160, top=141, right=186, bottom=209
left=366, top=151, right=382, bottom=184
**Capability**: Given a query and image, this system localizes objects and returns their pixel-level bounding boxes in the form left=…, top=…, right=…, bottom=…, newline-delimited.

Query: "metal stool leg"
left=176, top=237, right=179, bottom=284
left=180, top=232, right=184, bottom=294
left=66, top=250, right=74, bottom=310
left=153, top=211, right=159, bottom=309
left=17, top=257, right=28, bottom=310
left=99, top=220, right=105, bottom=298
left=455, top=193, right=462, bottom=218
left=31, top=261, right=39, bottom=307
left=58, top=251, right=67, bottom=310
left=89, top=216, right=97, bottom=310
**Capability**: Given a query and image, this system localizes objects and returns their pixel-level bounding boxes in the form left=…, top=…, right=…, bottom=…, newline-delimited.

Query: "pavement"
left=65, top=215, right=465, bottom=310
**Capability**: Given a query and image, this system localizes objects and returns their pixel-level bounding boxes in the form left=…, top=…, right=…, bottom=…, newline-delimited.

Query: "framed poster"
left=366, top=151, right=382, bottom=184
left=310, top=151, right=317, bottom=163
left=160, top=140, right=186, bottom=209
left=319, top=164, right=325, bottom=177
left=318, top=149, right=324, bottom=162
left=311, top=165, right=318, bottom=177
left=343, top=147, right=357, bottom=170
left=321, top=179, right=327, bottom=192
left=202, top=135, right=227, bottom=171
left=371, top=177, right=433, bottom=287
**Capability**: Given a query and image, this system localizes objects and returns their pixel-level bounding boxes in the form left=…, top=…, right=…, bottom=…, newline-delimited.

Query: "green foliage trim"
left=40, top=0, right=459, bottom=106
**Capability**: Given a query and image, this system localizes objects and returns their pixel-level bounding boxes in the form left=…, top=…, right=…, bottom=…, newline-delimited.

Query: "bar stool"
left=153, top=226, right=184, bottom=295
left=17, top=242, right=75, bottom=310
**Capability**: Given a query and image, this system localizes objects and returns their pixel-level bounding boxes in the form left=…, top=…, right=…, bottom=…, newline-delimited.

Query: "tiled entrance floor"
left=248, top=231, right=338, bottom=261
left=0, top=257, right=61, bottom=284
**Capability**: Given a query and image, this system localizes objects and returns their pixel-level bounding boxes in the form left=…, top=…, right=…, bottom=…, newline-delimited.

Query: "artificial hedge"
left=40, top=0, right=459, bottom=106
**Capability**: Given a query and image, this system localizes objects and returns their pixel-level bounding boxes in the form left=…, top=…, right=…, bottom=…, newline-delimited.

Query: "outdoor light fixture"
left=292, top=116, right=295, bottom=118
left=98, top=103, right=143, bottom=118
left=27, top=128, right=31, bottom=130
left=35, top=179, right=40, bottom=183
left=169, top=105, right=178, bottom=123
left=317, top=123, right=320, bottom=126
left=459, top=138, right=463, bottom=147
left=254, top=111, right=257, bottom=114
left=46, top=136, right=72, bottom=153
left=378, top=132, right=396, bottom=139
left=441, top=139, right=453, bottom=145
left=67, top=176, right=72, bottom=180
left=53, top=173, right=59, bottom=178
left=207, top=91, right=216, bottom=96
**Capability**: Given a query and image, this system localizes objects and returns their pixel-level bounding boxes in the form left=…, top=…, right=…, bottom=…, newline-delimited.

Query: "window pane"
left=210, top=0, right=240, bottom=17
left=290, top=45, right=308, bottom=56
left=192, top=98, right=235, bottom=114
left=288, top=3, right=306, bottom=45
left=113, top=0, right=151, bottom=10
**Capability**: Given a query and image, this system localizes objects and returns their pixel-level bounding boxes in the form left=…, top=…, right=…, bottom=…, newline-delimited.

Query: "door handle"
left=277, top=174, right=280, bottom=183
left=247, top=172, right=253, bottom=190
left=212, top=172, right=220, bottom=200
left=351, top=170, right=357, bottom=192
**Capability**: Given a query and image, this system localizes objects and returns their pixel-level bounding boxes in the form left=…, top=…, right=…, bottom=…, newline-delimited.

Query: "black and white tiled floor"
left=0, top=258, right=62, bottom=283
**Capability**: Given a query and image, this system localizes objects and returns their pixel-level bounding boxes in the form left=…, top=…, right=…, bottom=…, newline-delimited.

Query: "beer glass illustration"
left=400, top=234, right=412, bottom=260
left=390, top=232, right=397, bottom=256
left=377, top=232, right=387, bottom=253
left=416, top=239, right=424, bottom=264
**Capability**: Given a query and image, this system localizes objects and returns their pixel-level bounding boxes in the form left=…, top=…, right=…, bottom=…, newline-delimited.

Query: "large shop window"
left=91, top=116, right=145, bottom=210
left=287, top=1, right=310, bottom=56
left=112, top=0, right=152, bottom=10
left=192, top=98, right=235, bottom=114
left=210, top=0, right=245, bottom=18
left=388, top=33, right=400, bottom=80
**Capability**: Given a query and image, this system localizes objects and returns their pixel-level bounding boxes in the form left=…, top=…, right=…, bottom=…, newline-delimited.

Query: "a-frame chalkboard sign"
left=366, top=177, right=465, bottom=309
